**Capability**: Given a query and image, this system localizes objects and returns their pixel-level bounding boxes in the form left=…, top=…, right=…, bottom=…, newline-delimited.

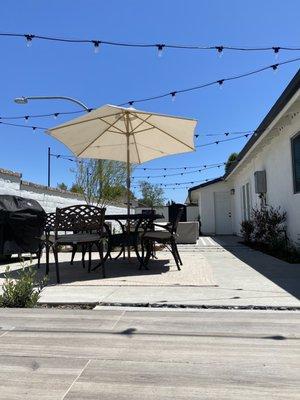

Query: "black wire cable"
left=1, top=32, right=300, bottom=53
left=0, top=121, right=47, bottom=130
left=132, top=177, right=217, bottom=188
left=118, top=57, right=300, bottom=106
left=0, top=57, right=299, bottom=120
left=132, top=163, right=225, bottom=179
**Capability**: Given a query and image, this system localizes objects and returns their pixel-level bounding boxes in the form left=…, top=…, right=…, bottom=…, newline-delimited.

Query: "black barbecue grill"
left=0, top=195, right=46, bottom=259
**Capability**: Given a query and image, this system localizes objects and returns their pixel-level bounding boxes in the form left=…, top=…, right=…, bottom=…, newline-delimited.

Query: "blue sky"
left=1, top=0, right=300, bottom=203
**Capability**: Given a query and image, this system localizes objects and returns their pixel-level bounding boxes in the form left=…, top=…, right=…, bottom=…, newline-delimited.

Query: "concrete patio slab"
left=1, top=236, right=299, bottom=308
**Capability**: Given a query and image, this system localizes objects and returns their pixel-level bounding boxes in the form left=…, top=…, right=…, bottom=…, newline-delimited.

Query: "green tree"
left=70, top=183, right=84, bottom=194
left=139, top=181, right=165, bottom=208
left=74, top=159, right=131, bottom=206
left=57, top=182, right=68, bottom=191
left=225, top=152, right=239, bottom=173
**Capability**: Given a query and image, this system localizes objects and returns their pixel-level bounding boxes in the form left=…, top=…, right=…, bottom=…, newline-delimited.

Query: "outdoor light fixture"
left=14, top=97, right=28, bottom=104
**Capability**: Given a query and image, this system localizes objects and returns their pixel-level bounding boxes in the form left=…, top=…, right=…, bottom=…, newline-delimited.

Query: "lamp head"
left=14, top=97, right=28, bottom=105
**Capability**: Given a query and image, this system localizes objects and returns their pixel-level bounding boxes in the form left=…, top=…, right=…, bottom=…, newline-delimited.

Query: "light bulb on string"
left=54, top=113, right=59, bottom=120
left=217, top=79, right=224, bottom=89
left=273, top=47, right=280, bottom=60
left=25, top=34, right=33, bottom=47
left=272, top=64, right=279, bottom=74
left=170, top=92, right=176, bottom=102
left=24, top=116, right=29, bottom=124
left=93, top=41, right=101, bottom=54
left=157, top=44, right=165, bottom=58
left=216, top=46, right=224, bottom=58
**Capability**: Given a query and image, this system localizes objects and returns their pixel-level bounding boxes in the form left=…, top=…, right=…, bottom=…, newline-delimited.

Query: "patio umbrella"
left=47, top=104, right=197, bottom=216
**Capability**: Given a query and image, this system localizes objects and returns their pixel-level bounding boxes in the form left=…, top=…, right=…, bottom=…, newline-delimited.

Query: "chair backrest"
left=55, top=205, right=106, bottom=237
left=170, top=207, right=184, bottom=234
left=45, top=212, right=56, bottom=232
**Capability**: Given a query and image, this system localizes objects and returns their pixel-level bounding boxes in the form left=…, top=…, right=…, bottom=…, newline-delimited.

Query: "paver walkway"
left=0, top=307, right=299, bottom=399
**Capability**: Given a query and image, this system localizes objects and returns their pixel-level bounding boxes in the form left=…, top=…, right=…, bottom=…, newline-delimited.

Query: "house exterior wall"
left=229, top=111, right=300, bottom=242
left=193, top=181, right=230, bottom=235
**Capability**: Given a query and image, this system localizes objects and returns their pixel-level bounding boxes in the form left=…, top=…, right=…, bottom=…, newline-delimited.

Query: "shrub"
left=240, top=206, right=300, bottom=262
left=251, top=206, right=287, bottom=244
left=0, top=262, right=47, bottom=308
left=241, top=220, right=254, bottom=242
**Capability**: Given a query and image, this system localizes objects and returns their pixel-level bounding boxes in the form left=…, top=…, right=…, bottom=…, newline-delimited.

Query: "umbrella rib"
left=133, top=114, right=195, bottom=150
left=96, top=116, right=126, bottom=134
left=128, top=114, right=152, bottom=133
left=126, top=109, right=197, bottom=122
left=129, top=118, right=141, bottom=164
left=49, top=112, right=123, bottom=131
left=131, top=126, right=155, bottom=134
left=136, top=142, right=168, bottom=154
left=77, top=114, right=125, bottom=157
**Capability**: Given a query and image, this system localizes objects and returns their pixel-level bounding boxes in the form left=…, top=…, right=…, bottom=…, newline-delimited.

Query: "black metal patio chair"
left=44, top=205, right=108, bottom=283
left=140, top=207, right=184, bottom=270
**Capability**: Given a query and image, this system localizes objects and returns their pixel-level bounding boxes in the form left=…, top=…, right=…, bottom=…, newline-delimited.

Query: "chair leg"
left=139, top=239, right=150, bottom=270
left=100, top=242, right=106, bottom=278
left=53, top=245, right=60, bottom=283
left=88, top=244, right=92, bottom=273
left=95, top=242, right=106, bottom=278
left=37, top=244, right=42, bottom=269
left=45, top=244, right=50, bottom=276
left=70, top=244, right=77, bottom=265
left=170, top=239, right=181, bottom=271
left=174, top=243, right=183, bottom=266
left=81, top=244, right=86, bottom=269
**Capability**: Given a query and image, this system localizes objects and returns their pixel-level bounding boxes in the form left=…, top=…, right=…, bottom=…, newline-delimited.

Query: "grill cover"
left=0, top=195, right=46, bottom=255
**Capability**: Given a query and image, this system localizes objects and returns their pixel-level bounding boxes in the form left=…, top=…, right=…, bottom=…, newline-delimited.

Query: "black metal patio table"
left=104, top=213, right=163, bottom=263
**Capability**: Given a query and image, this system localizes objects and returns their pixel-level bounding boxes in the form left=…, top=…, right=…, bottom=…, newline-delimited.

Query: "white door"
left=214, top=191, right=232, bottom=234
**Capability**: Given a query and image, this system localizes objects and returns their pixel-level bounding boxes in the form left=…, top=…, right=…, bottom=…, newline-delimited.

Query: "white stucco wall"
left=229, top=109, right=300, bottom=241
left=192, top=181, right=230, bottom=235
left=0, top=169, right=128, bottom=231
left=187, top=88, right=300, bottom=242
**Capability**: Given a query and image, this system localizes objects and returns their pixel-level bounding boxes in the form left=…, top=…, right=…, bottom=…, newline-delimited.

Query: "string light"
left=0, top=57, right=298, bottom=120
left=25, top=34, right=34, bottom=47
left=1, top=33, right=300, bottom=55
left=216, top=46, right=224, bottom=57
left=217, top=79, right=224, bottom=88
left=132, top=163, right=227, bottom=179
left=171, top=92, right=176, bottom=102
left=117, top=57, right=300, bottom=106
left=0, top=121, right=47, bottom=130
left=273, top=47, right=280, bottom=59
left=132, top=177, right=219, bottom=188
left=157, top=44, right=164, bottom=57
left=92, top=40, right=101, bottom=53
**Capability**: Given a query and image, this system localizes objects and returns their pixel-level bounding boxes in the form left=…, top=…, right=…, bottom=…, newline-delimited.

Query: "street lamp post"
left=14, top=95, right=89, bottom=187
left=14, top=96, right=90, bottom=111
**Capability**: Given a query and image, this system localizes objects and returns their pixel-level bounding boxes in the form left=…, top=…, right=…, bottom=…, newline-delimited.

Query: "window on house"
left=292, top=133, right=300, bottom=193
left=242, top=182, right=251, bottom=220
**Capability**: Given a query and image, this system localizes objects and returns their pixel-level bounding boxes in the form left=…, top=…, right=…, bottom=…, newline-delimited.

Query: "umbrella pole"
left=125, top=113, right=131, bottom=260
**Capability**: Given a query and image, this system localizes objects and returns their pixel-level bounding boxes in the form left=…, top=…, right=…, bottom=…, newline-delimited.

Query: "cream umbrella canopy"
left=47, top=105, right=197, bottom=216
